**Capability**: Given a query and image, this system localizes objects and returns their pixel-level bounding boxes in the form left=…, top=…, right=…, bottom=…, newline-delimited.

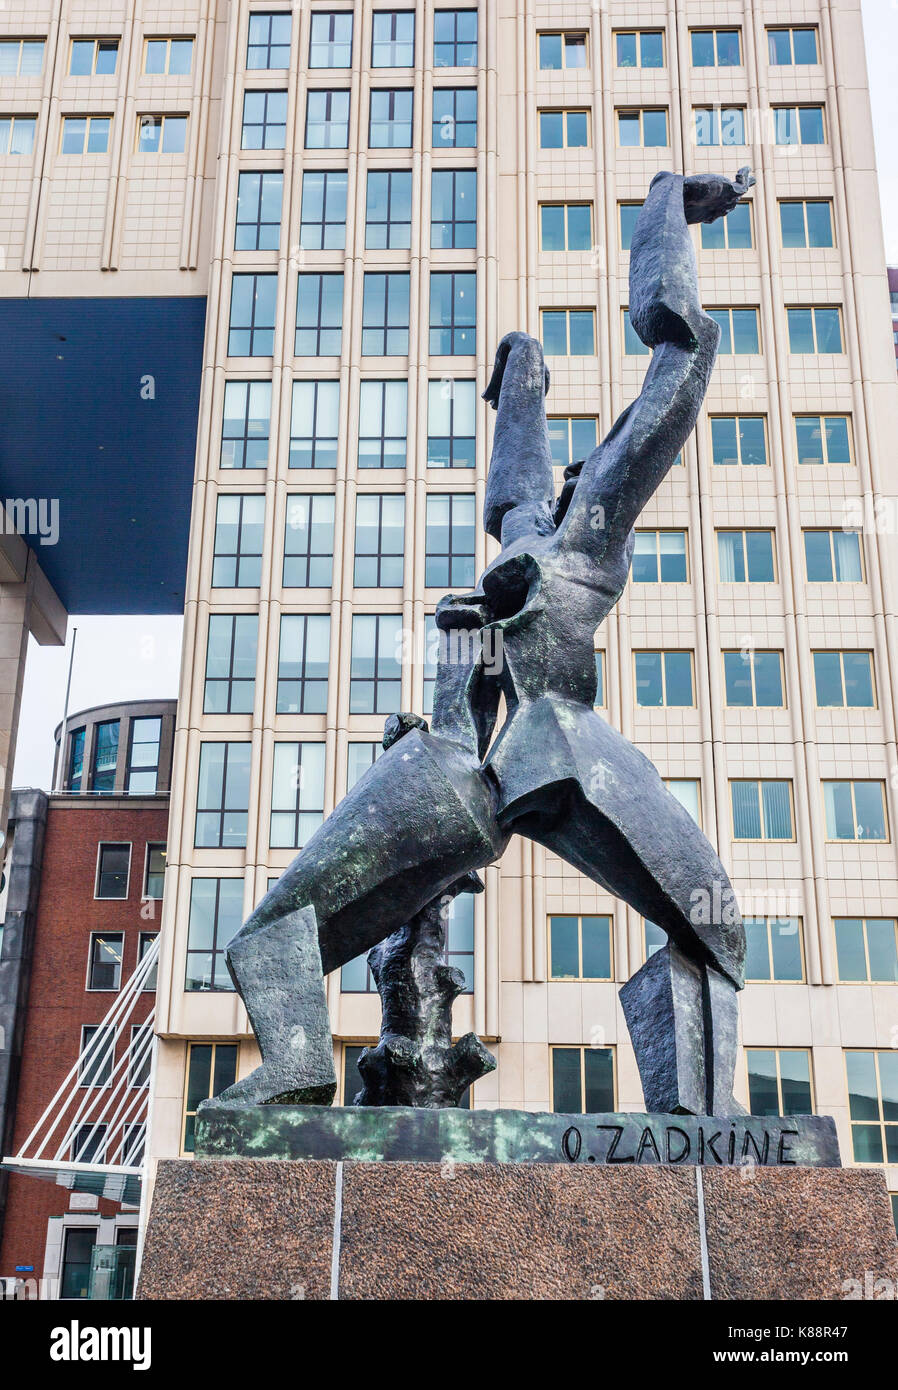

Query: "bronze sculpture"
left=216, top=167, right=756, bottom=1117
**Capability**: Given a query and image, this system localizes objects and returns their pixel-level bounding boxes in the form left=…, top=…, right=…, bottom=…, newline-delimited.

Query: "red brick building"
left=0, top=699, right=175, bottom=1299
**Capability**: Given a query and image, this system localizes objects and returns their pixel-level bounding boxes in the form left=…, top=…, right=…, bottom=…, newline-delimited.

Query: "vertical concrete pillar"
left=0, top=530, right=67, bottom=832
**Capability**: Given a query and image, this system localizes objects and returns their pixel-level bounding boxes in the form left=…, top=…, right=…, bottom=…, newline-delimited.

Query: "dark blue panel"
left=0, top=296, right=206, bottom=613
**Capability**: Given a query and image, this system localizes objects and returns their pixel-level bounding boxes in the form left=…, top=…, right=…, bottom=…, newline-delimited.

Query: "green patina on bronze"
left=194, top=1105, right=841, bottom=1168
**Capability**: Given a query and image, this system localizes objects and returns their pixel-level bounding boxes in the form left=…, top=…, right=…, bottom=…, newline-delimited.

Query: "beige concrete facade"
left=5, top=1, right=897, bottom=1200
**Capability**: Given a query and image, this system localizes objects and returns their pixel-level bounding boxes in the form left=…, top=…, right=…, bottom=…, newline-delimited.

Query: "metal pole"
left=54, top=625, right=77, bottom=793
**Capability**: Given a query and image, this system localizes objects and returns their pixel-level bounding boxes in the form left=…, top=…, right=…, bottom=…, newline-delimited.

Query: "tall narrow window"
left=79, top=1025, right=115, bottom=1087
left=91, top=721, right=120, bottom=792
left=221, top=381, right=271, bottom=469
left=845, top=1051, right=898, bottom=1163
left=305, top=89, right=350, bottom=148
left=236, top=170, right=283, bottom=251
left=350, top=615, right=403, bottom=714
left=432, top=88, right=477, bottom=147
left=276, top=614, right=331, bottom=714
left=299, top=170, right=348, bottom=251
left=430, top=274, right=476, bottom=355
left=212, top=495, right=265, bottom=587
left=359, top=381, right=408, bottom=468
left=144, top=846, right=166, bottom=901
left=195, top=743, right=252, bottom=848
left=427, top=380, right=476, bottom=468
left=88, top=933, right=124, bottom=990
left=619, top=203, right=643, bottom=250
left=185, top=879, right=244, bottom=993
left=424, top=494, right=476, bottom=589
left=366, top=170, right=412, bottom=249
left=127, top=717, right=162, bottom=793
left=431, top=169, right=477, bottom=249
left=283, top=494, right=335, bottom=588
left=228, top=274, right=277, bottom=356
left=354, top=495, right=405, bottom=587
left=362, top=273, right=410, bottom=355
left=60, top=1229, right=97, bottom=1300
left=290, top=381, right=339, bottom=469
left=295, top=274, right=344, bottom=355
left=96, top=844, right=130, bottom=899
left=128, top=1023, right=153, bottom=1088
left=203, top=614, right=258, bottom=714
left=182, top=1044, right=238, bottom=1152
left=270, top=743, right=326, bottom=848
left=67, top=727, right=86, bottom=791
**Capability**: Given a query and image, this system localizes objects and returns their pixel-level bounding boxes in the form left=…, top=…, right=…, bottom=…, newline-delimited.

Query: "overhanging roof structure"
left=0, top=296, right=206, bottom=614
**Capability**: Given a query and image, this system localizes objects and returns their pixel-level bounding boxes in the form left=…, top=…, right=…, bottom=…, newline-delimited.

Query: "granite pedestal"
left=137, top=1108, right=898, bottom=1301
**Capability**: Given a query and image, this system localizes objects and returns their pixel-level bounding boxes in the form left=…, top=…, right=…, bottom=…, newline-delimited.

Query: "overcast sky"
left=11, top=0, right=898, bottom=791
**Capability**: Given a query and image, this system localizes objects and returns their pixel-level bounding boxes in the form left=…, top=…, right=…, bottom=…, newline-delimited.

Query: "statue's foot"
left=221, top=905, right=337, bottom=1107
left=203, top=1062, right=336, bottom=1108
left=684, top=167, right=755, bottom=225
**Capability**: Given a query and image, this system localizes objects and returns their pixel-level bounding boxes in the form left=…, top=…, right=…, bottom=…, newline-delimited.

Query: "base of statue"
left=136, top=1106, right=897, bottom=1300
left=192, top=1102, right=840, bottom=1166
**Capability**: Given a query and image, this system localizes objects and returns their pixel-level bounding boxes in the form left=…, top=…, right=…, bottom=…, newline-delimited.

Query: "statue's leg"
left=216, top=729, right=508, bottom=1105
left=513, top=775, right=746, bottom=1116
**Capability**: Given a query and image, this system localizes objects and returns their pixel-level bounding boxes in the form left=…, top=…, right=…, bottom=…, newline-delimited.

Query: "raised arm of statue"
left=555, top=168, right=754, bottom=565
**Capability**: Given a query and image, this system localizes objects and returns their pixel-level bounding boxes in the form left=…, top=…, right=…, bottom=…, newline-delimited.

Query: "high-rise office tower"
left=2, top=3, right=896, bottom=1226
